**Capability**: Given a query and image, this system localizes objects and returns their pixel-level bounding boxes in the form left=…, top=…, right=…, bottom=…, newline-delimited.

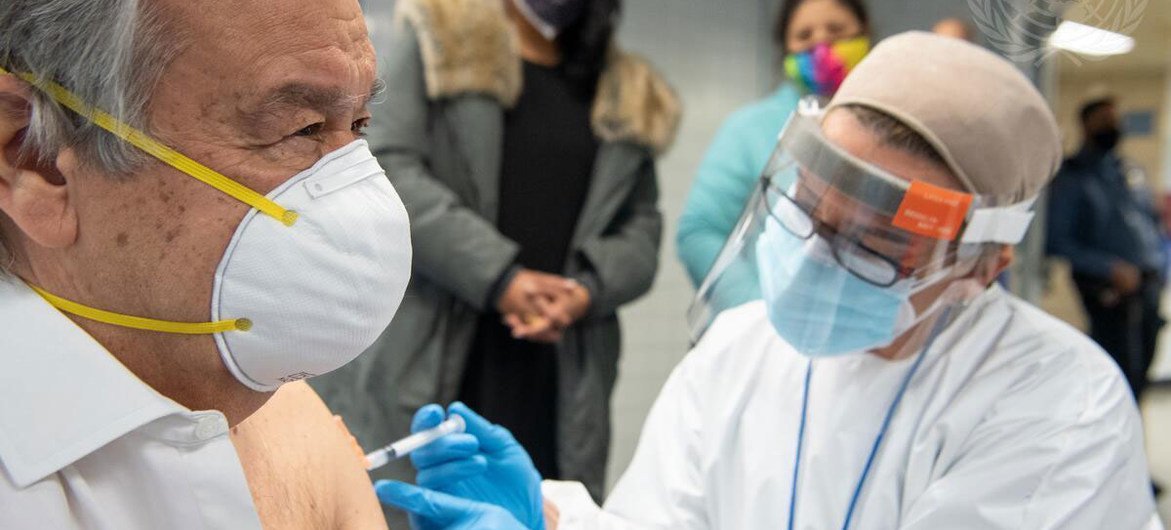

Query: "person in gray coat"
left=310, top=0, right=681, bottom=517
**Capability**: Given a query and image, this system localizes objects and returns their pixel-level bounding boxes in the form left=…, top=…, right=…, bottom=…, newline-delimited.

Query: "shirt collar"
left=0, top=278, right=184, bottom=488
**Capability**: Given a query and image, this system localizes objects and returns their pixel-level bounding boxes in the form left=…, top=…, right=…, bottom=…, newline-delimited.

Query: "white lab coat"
left=544, top=286, right=1162, bottom=529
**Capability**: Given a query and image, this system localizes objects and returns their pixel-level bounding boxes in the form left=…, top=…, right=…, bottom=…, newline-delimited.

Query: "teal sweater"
left=677, top=84, right=801, bottom=288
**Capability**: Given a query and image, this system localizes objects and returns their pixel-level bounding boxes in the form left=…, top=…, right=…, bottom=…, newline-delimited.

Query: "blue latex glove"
left=376, top=480, right=526, bottom=530
left=407, top=402, right=545, bottom=530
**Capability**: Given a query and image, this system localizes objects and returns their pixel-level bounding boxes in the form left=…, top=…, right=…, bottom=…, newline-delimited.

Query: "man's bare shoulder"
left=231, top=382, right=388, bottom=530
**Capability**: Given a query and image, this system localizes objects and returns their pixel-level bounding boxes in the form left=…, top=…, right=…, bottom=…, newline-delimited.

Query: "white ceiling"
left=1057, top=0, right=1171, bottom=78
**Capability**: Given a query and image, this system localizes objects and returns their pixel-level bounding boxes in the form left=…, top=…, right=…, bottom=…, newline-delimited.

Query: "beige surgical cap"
left=826, top=31, right=1062, bottom=204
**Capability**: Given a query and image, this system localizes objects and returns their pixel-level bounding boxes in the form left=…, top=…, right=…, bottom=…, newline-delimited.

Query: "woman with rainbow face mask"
left=676, top=0, right=871, bottom=305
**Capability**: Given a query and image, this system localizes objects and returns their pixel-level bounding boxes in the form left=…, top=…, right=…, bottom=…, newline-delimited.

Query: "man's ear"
left=0, top=75, right=77, bottom=250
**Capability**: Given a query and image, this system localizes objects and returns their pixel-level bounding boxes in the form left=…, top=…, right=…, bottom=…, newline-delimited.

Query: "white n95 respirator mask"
left=211, top=141, right=411, bottom=391
left=30, top=139, right=412, bottom=392
left=8, top=65, right=412, bottom=392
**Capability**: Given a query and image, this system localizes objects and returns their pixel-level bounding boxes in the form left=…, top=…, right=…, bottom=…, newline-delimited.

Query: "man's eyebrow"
left=246, top=80, right=385, bottom=120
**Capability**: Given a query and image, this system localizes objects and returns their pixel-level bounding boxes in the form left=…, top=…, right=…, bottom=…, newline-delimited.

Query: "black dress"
left=457, top=60, right=599, bottom=479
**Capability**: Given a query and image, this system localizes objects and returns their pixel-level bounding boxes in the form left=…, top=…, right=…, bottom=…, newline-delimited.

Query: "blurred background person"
left=1047, top=96, right=1166, bottom=407
left=675, top=0, right=871, bottom=307
left=312, top=0, right=680, bottom=522
left=932, top=17, right=974, bottom=41
left=1047, top=92, right=1163, bottom=503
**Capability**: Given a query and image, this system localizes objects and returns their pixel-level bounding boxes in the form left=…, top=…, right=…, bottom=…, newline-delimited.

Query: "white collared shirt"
left=0, top=278, right=262, bottom=529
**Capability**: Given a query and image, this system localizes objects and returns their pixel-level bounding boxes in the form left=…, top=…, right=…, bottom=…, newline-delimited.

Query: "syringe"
left=365, top=415, right=467, bottom=471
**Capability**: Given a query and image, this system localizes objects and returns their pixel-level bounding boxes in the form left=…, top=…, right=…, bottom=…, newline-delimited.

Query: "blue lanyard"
left=787, top=307, right=953, bottom=530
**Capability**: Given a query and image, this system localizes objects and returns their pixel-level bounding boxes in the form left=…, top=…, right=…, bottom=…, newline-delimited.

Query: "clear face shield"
left=687, top=109, right=1037, bottom=356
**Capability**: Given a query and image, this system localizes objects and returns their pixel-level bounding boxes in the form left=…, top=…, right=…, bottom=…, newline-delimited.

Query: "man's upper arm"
left=230, top=382, right=389, bottom=530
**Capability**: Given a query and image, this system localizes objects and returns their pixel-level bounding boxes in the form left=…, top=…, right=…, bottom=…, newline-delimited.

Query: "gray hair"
left=0, top=0, right=183, bottom=275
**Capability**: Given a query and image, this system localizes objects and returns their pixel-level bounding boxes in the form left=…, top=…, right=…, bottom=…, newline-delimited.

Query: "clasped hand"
left=497, top=269, right=591, bottom=343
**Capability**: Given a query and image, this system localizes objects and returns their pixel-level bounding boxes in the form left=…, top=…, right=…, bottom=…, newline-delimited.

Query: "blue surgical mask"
left=755, top=216, right=924, bottom=356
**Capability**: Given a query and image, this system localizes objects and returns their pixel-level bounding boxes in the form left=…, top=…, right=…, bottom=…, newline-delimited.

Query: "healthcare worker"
left=375, top=32, right=1162, bottom=530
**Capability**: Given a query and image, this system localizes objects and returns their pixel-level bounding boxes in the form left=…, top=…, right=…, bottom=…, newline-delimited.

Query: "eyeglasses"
left=761, top=179, right=915, bottom=287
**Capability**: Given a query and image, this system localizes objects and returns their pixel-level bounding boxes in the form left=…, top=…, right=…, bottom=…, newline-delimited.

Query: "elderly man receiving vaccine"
left=0, top=0, right=412, bottom=527
left=377, top=32, right=1161, bottom=530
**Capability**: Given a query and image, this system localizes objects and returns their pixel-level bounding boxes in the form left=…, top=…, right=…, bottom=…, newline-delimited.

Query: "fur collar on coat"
left=396, top=0, right=682, bottom=155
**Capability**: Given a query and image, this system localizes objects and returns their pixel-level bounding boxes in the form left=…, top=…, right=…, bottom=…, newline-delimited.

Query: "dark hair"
left=773, top=0, right=870, bottom=51
left=838, top=104, right=948, bottom=169
left=557, top=0, right=621, bottom=95
left=1079, top=97, right=1115, bottom=125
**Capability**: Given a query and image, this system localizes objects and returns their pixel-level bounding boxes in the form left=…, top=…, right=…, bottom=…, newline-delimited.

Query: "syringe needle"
left=365, top=415, right=467, bottom=471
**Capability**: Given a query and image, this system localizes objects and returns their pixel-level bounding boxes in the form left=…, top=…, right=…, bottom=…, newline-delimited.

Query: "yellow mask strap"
left=28, top=284, right=250, bottom=335
left=0, top=66, right=298, bottom=227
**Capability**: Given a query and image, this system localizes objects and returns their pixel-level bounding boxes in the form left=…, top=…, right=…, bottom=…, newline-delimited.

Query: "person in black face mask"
left=1046, top=97, right=1166, bottom=499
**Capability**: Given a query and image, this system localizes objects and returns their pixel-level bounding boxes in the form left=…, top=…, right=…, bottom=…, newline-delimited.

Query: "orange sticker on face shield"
left=892, top=181, right=973, bottom=241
